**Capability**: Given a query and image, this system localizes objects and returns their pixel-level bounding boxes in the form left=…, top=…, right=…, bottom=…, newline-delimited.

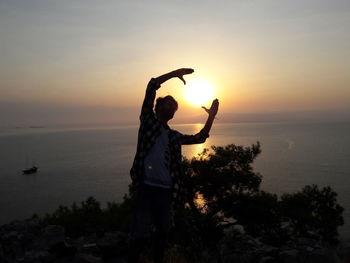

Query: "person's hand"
left=173, top=68, right=194, bottom=85
left=202, top=99, right=219, bottom=118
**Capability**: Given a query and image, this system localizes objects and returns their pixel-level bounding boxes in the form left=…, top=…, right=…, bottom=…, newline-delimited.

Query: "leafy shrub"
left=39, top=142, right=344, bottom=256
left=179, top=142, right=344, bottom=246
left=41, top=194, right=133, bottom=237
left=281, top=184, right=344, bottom=243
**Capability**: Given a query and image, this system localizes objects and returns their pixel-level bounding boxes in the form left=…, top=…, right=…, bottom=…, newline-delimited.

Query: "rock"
left=232, top=225, right=245, bottom=234
left=246, top=237, right=260, bottom=247
left=297, top=237, right=317, bottom=247
left=222, top=253, right=241, bottom=263
left=23, top=250, right=54, bottom=263
left=72, top=235, right=97, bottom=249
left=0, top=219, right=41, bottom=237
left=278, top=249, right=300, bottom=263
left=49, top=242, right=77, bottom=257
left=24, top=218, right=42, bottom=233
left=96, top=231, right=127, bottom=257
left=336, top=240, right=350, bottom=262
left=0, top=220, right=27, bottom=233
left=260, top=256, right=277, bottom=263
left=306, top=246, right=314, bottom=252
left=257, top=245, right=279, bottom=256
left=52, top=256, right=76, bottom=263
left=74, top=253, right=103, bottom=263
left=304, top=248, right=339, bottom=263
left=73, top=235, right=99, bottom=256
left=33, top=225, right=65, bottom=250
left=2, top=231, right=20, bottom=242
left=103, top=258, right=126, bottom=263
left=1, top=236, right=25, bottom=261
left=82, top=243, right=97, bottom=249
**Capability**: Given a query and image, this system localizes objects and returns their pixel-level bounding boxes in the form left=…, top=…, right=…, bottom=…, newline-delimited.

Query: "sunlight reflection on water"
left=194, top=192, right=207, bottom=212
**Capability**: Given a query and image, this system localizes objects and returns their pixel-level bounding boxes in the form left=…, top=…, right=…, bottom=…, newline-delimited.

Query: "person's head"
left=155, top=95, right=178, bottom=122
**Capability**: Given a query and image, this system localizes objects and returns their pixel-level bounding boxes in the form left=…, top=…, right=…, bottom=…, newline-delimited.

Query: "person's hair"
left=155, top=95, right=178, bottom=113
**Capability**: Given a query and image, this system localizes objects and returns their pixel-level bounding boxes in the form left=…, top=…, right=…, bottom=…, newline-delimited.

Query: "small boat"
left=23, top=166, right=38, bottom=174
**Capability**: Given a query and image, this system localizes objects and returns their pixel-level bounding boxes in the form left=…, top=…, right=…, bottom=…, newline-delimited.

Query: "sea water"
left=0, top=122, right=349, bottom=238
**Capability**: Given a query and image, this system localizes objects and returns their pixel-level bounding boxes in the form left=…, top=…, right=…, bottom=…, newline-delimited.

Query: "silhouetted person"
left=129, top=68, right=219, bottom=263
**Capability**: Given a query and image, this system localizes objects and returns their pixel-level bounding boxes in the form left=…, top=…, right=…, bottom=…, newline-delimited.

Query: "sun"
left=184, top=78, right=215, bottom=106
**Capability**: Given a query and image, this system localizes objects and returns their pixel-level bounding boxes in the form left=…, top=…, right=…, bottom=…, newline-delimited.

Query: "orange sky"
left=1, top=0, right=350, bottom=126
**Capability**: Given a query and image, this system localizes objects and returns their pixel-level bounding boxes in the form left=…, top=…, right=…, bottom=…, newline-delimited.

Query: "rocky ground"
left=218, top=231, right=350, bottom=263
left=0, top=218, right=127, bottom=263
left=1, top=218, right=350, bottom=263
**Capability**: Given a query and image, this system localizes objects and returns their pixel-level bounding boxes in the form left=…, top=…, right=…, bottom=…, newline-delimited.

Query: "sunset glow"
left=184, top=78, right=215, bottom=107
left=0, top=1, right=349, bottom=126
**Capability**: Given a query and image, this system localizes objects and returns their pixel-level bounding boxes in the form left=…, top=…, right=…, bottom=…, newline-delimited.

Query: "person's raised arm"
left=181, top=99, right=219, bottom=145
left=140, top=78, right=159, bottom=119
left=140, top=68, right=194, bottom=120
left=155, top=68, right=194, bottom=85
left=201, top=99, right=219, bottom=137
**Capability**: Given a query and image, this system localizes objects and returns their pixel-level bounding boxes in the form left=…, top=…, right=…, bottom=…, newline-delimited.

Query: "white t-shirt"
left=143, top=126, right=173, bottom=188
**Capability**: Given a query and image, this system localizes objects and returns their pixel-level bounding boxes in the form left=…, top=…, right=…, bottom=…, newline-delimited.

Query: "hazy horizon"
left=1, top=100, right=349, bottom=129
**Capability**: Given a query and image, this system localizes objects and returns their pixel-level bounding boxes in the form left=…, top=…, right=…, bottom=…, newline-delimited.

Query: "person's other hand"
left=202, top=99, right=219, bottom=117
left=173, top=68, right=194, bottom=85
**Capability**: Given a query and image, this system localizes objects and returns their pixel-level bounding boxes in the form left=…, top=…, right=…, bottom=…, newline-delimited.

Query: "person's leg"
left=152, top=188, right=173, bottom=263
left=153, top=232, right=167, bottom=263
left=128, top=237, right=146, bottom=263
left=128, top=185, right=153, bottom=263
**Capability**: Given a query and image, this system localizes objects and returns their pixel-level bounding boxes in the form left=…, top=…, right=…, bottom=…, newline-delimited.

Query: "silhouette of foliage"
left=177, top=142, right=344, bottom=246
left=281, top=184, right=344, bottom=243
left=39, top=142, right=344, bottom=257
left=42, top=194, right=133, bottom=237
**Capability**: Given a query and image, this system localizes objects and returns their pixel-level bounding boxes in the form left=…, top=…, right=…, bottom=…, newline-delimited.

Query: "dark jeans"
left=128, top=184, right=173, bottom=263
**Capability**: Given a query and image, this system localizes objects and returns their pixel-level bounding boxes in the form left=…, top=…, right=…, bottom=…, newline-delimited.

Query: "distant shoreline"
left=1, top=120, right=350, bottom=137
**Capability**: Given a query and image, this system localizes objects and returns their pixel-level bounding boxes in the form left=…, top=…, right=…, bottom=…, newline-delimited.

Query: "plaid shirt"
left=130, top=78, right=209, bottom=206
